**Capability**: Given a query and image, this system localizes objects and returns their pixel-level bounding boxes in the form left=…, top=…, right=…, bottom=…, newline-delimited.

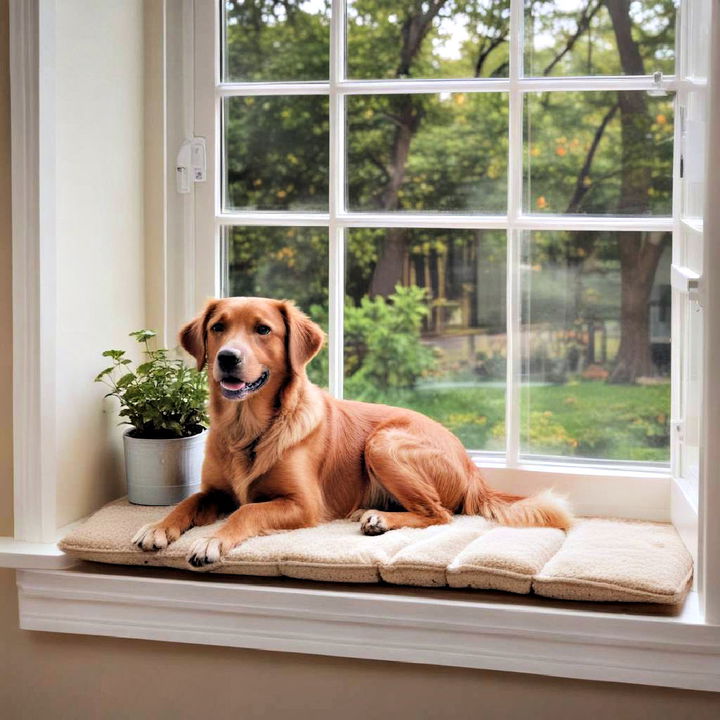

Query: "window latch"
left=671, top=418, right=684, bottom=441
left=647, top=71, right=667, bottom=97
left=176, top=137, right=207, bottom=194
left=671, top=264, right=702, bottom=307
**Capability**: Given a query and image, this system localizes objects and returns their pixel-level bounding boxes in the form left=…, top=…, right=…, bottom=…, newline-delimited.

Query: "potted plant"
left=95, top=330, right=209, bottom=505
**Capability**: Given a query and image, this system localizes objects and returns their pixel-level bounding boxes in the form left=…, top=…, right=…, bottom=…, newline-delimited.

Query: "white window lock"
left=176, top=137, right=207, bottom=194
left=671, top=264, right=702, bottom=306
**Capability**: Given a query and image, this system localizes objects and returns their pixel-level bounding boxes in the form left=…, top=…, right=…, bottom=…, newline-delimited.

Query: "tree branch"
left=474, top=32, right=508, bottom=77
left=565, top=101, right=620, bottom=213
left=543, top=0, right=603, bottom=76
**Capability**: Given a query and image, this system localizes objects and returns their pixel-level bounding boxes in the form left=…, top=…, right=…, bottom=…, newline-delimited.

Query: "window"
left=194, top=0, right=685, bottom=473
left=4, top=0, right=720, bottom=688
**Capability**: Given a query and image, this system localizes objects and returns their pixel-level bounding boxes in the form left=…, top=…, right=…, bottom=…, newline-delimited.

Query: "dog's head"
left=179, top=297, right=324, bottom=401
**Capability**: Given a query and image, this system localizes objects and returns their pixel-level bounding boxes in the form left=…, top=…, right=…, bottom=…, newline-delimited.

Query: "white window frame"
left=192, top=0, right=679, bottom=521
left=4, top=0, right=720, bottom=692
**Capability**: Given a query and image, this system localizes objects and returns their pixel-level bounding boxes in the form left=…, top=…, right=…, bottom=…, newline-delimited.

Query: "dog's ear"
left=179, top=300, right=219, bottom=371
left=279, top=301, right=325, bottom=376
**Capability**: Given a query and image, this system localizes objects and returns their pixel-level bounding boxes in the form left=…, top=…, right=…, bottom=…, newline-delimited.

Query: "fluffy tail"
left=464, top=478, right=572, bottom=530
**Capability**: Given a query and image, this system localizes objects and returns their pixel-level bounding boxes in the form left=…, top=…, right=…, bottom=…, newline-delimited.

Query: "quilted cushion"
left=58, top=498, right=693, bottom=605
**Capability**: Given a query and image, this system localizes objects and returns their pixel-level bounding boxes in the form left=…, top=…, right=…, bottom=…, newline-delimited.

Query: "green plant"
left=344, top=284, right=436, bottom=396
left=95, top=330, right=209, bottom=439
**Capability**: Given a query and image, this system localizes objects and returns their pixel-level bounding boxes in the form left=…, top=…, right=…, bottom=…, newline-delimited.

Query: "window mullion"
left=505, top=0, right=524, bottom=467
left=328, top=0, right=346, bottom=399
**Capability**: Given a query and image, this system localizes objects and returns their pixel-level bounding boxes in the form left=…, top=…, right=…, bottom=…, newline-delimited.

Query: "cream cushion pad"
left=59, top=499, right=693, bottom=604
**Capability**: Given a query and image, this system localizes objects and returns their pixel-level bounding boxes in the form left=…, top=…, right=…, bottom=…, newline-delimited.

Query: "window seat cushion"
left=58, top=499, right=693, bottom=604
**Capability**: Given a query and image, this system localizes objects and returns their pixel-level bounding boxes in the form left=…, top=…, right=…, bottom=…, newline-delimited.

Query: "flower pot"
left=123, top=427, right=207, bottom=505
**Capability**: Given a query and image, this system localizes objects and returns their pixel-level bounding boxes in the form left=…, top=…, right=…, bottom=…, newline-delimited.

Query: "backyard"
left=223, top=0, right=677, bottom=466
left=354, top=380, right=670, bottom=463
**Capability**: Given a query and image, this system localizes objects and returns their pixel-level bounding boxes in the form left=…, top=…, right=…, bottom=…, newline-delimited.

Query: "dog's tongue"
left=221, top=379, right=245, bottom=391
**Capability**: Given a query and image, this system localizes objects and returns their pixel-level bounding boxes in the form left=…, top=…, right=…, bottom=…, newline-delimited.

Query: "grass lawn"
left=351, top=381, right=670, bottom=463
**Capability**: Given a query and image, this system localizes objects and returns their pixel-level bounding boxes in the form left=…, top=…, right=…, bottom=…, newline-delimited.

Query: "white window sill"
left=13, top=563, right=720, bottom=693
left=0, top=537, right=75, bottom=570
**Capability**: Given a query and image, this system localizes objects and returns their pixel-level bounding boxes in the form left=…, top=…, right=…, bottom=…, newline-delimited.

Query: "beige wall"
left=0, top=0, right=12, bottom=538
left=1, top=570, right=719, bottom=720
left=54, top=0, right=146, bottom=527
left=0, top=2, right=718, bottom=718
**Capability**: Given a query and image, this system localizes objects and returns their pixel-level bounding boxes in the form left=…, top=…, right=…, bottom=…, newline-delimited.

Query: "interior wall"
left=0, top=0, right=12, bottom=537
left=1, top=571, right=718, bottom=720
left=53, top=0, right=146, bottom=527
left=0, top=2, right=718, bottom=718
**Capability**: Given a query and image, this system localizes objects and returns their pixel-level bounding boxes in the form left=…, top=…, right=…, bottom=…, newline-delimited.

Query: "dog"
left=133, top=297, right=572, bottom=567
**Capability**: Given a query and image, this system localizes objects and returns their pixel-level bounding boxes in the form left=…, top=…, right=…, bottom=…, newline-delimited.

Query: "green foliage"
left=345, top=285, right=436, bottom=395
left=381, top=381, right=669, bottom=461
left=309, top=285, right=437, bottom=396
left=219, top=1, right=677, bottom=461
left=95, top=331, right=208, bottom=439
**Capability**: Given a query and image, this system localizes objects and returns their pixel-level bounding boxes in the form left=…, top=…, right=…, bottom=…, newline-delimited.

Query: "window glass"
left=348, top=93, right=508, bottom=213
left=524, top=0, right=676, bottom=77
left=524, top=92, right=674, bottom=215
left=345, top=229, right=507, bottom=451
left=520, top=230, right=671, bottom=462
left=223, top=226, right=329, bottom=387
left=223, top=96, right=329, bottom=211
left=222, top=0, right=330, bottom=82
left=347, top=0, right=510, bottom=79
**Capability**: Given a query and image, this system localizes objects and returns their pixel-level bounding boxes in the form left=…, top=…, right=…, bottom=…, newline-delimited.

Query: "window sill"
left=15, top=564, right=720, bottom=692
left=0, top=537, right=75, bottom=570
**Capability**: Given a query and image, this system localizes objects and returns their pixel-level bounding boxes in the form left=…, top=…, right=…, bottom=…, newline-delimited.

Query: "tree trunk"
left=610, top=233, right=666, bottom=382
left=368, top=2, right=448, bottom=297
left=369, top=93, right=422, bottom=297
left=605, top=0, right=665, bottom=383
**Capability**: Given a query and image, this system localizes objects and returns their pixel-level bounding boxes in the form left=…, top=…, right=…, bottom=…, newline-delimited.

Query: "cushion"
left=532, top=518, right=694, bottom=604
left=58, top=498, right=693, bottom=604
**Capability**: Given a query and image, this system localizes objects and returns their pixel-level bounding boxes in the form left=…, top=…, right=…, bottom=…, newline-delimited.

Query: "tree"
left=605, top=0, right=670, bottom=382
left=223, top=0, right=676, bottom=385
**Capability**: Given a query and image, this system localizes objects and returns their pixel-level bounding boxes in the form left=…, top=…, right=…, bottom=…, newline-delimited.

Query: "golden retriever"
left=133, top=297, right=571, bottom=566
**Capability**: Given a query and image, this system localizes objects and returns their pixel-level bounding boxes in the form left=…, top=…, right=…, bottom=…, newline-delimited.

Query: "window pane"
left=223, top=226, right=329, bottom=387
left=222, top=0, right=330, bottom=82
left=348, top=93, right=508, bottom=213
left=524, top=0, right=675, bottom=77
left=347, top=0, right=510, bottom=79
left=224, top=96, right=329, bottom=211
left=345, top=229, right=506, bottom=451
left=520, top=231, right=671, bottom=463
left=524, top=91, right=674, bottom=215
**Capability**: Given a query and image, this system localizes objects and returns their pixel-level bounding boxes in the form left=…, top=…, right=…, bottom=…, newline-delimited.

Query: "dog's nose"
left=217, top=349, right=241, bottom=372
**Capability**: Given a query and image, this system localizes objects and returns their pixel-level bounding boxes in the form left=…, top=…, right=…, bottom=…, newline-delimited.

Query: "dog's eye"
left=210, top=322, right=225, bottom=333
left=256, top=324, right=271, bottom=336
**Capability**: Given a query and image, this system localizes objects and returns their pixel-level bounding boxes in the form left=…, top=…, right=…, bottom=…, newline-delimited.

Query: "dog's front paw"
left=132, top=523, right=181, bottom=551
left=360, top=511, right=388, bottom=536
left=187, top=537, right=224, bottom=568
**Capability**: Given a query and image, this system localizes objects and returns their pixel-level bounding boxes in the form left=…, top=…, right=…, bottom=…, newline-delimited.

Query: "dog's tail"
left=463, top=474, right=572, bottom=530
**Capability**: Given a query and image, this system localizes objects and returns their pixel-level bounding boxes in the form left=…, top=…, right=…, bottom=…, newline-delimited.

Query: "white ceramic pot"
left=123, top=427, right=207, bottom=505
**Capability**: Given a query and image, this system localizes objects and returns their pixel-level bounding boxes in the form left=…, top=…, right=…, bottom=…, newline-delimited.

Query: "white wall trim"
left=700, top=0, right=720, bottom=625
left=9, top=0, right=57, bottom=543
left=0, top=539, right=74, bottom=570
left=16, top=568, right=720, bottom=692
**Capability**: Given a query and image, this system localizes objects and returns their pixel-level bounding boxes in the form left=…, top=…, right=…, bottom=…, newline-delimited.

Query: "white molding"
left=700, top=0, right=720, bottom=625
left=16, top=568, right=720, bottom=692
left=192, top=0, right=220, bottom=305
left=672, top=475, right=699, bottom=583
left=480, top=463, right=670, bottom=521
left=165, top=0, right=197, bottom=342
left=214, top=212, right=674, bottom=232
left=216, top=75, right=685, bottom=98
left=0, top=539, right=75, bottom=570
left=9, top=0, right=57, bottom=543
left=327, top=0, right=345, bottom=399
